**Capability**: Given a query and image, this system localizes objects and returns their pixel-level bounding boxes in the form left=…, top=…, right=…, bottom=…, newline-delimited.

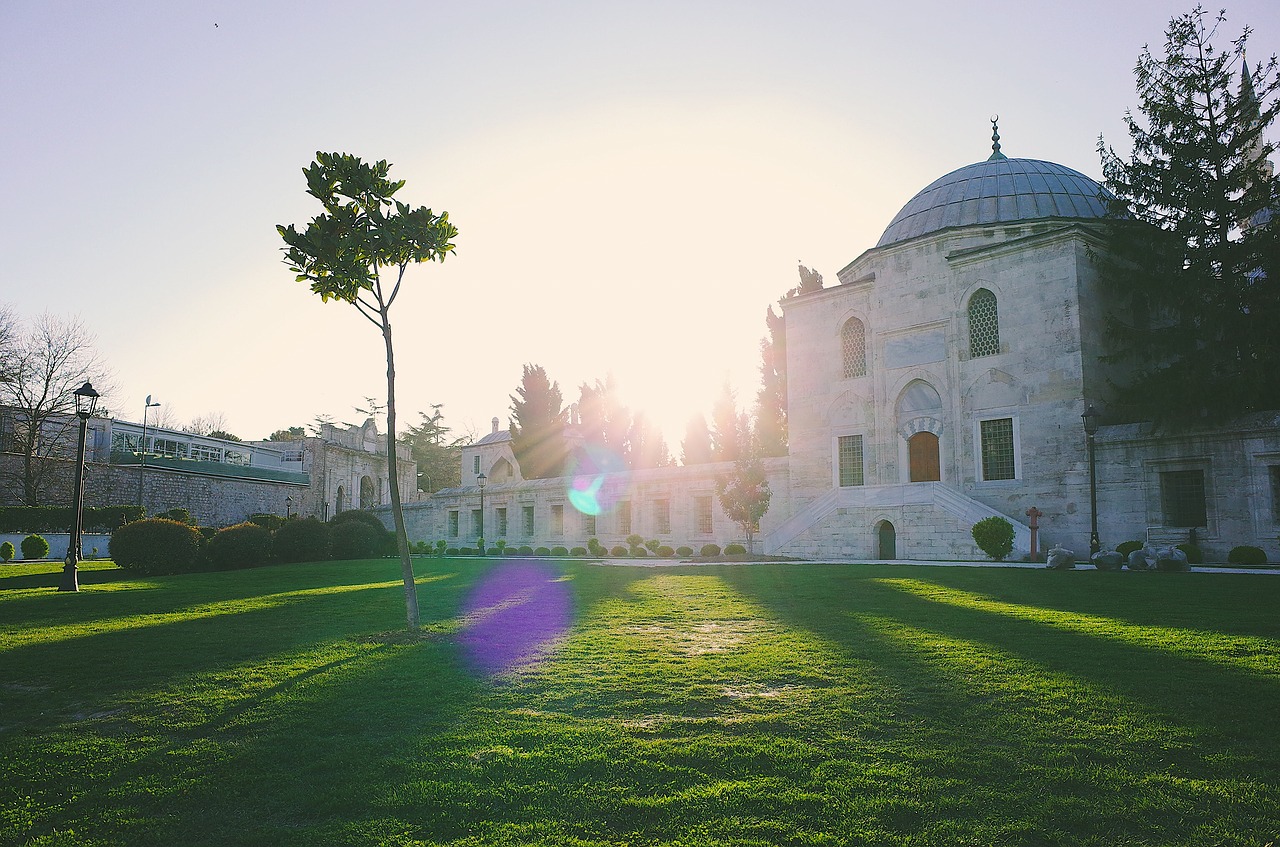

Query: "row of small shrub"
left=110, top=510, right=396, bottom=575
left=414, top=537, right=749, bottom=559
left=0, top=505, right=145, bottom=534
left=0, top=535, right=52, bottom=562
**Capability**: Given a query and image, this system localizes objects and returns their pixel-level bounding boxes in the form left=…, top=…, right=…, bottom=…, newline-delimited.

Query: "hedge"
left=0, top=505, right=144, bottom=534
left=110, top=519, right=204, bottom=576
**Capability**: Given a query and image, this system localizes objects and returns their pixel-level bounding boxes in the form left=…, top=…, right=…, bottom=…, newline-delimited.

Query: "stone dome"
left=876, top=157, right=1113, bottom=248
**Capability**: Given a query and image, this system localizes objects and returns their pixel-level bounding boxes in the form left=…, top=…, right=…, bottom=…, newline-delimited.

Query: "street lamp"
left=476, top=471, right=487, bottom=555
left=59, top=381, right=100, bottom=592
left=1081, top=403, right=1101, bottom=555
left=285, top=496, right=294, bottom=518
left=137, top=395, right=160, bottom=512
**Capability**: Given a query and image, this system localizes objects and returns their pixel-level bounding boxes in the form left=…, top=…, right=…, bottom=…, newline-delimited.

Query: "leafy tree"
left=509, top=364, right=569, bottom=479
left=576, top=375, right=632, bottom=457
left=206, top=430, right=242, bottom=442
left=265, top=426, right=307, bottom=442
left=1098, top=8, right=1280, bottom=422
left=278, top=151, right=457, bottom=631
left=402, top=405, right=466, bottom=492
left=710, top=381, right=750, bottom=463
left=716, top=456, right=772, bottom=554
left=755, top=304, right=788, bottom=457
left=0, top=313, right=110, bottom=505
left=626, top=412, right=672, bottom=469
left=680, top=413, right=714, bottom=465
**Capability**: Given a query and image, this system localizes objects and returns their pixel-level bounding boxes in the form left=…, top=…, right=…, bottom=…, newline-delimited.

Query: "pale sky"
left=2, top=1, right=1275, bottom=448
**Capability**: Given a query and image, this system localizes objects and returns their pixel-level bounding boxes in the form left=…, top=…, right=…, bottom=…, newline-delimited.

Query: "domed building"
left=398, top=127, right=1280, bottom=562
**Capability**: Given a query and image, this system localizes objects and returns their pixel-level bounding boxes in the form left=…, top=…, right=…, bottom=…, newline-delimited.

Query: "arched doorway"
left=877, top=520, right=897, bottom=559
left=360, top=475, right=375, bottom=509
left=335, top=485, right=346, bottom=515
left=908, top=432, right=941, bottom=482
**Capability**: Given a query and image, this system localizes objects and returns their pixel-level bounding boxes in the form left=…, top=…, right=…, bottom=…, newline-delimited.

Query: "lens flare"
left=457, top=560, right=573, bottom=676
left=565, top=443, right=630, bottom=516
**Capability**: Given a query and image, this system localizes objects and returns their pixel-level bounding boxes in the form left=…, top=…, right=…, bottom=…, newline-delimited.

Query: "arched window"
left=841, top=318, right=866, bottom=378
left=969, top=288, right=1000, bottom=357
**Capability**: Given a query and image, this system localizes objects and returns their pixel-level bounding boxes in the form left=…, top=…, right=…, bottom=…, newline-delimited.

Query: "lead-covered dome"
left=876, top=157, right=1113, bottom=248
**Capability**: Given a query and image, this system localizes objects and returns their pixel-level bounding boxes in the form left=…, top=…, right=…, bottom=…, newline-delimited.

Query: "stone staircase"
left=763, top=482, right=1032, bottom=559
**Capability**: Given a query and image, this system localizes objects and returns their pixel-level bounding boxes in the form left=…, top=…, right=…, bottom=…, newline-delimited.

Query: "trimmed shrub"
left=700, top=543, right=722, bottom=558
left=587, top=538, right=604, bottom=555
left=550, top=545, right=569, bottom=557
left=1176, top=542, right=1205, bottom=565
left=0, top=505, right=143, bottom=534
left=331, top=521, right=385, bottom=561
left=625, top=534, right=644, bottom=549
left=273, top=517, right=332, bottom=564
left=645, top=539, right=660, bottom=554
left=110, top=518, right=203, bottom=576
left=435, top=540, right=448, bottom=555
left=676, top=546, right=694, bottom=557
left=159, top=508, right=193, bottom=524
left=446, top=548, right=459, bottom=556
left=657, top=545, right=674, bottom=557
left=204, top=523, right=273, bottom=570
left=517, top=545, right=534, bottom=555
left=972, top=516, right=1015, bottom=561
left=570, top=547, right=588, bottom=556
left=724, top=543, right=747, bottom=555
left=1, top=541, right=14, bottom=562
left=330, top=510, right=394, bottom=555
left=247, top=513, right=285, bottom=532
left=21, top=534, right=50, bottom=560
left=459, top=547, right=476, bottom=556
left=1115, top=540, right=1144, bottom=558
left=610, top=545, right=629, bottom=557
left=494, top=540, right=507, bottom=553
left=535, top=546, right=551, bottom=557
left=1228, top=545, right=1267, bottom=566
left=197, top=526, right=218, bottom=540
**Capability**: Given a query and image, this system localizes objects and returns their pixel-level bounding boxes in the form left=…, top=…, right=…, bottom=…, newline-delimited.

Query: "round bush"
left=1, top=541, right=14, bottom=562
left=273, top=516, right=332, bottom=563
left=458, top=547, right=476, bottom=556
left=110, top=518, right=203, bottom=576
left=535, top=546, right=551, bottom=557
left=676, top=546, right=693, bottom=557
left=610, top=545, right=629, bottom=557
left=629, top=546, right=646, bottom=557
left=517, top=545, right=534, bottom=555
left=446, top=548, right=459, bottom=556
left=625, top=534, right=644, bottom=548
left=329, top=510, right=394, bottom=555
left=723, top=543, right=747, bottom=555
left=21, top=534, right=50, bottom=560
left=551, top=545, right=569, bottom=557
left=700, top=543, right=722, bottom=558
left=971, top=516, right=1015, bottom=561
left=1228, top=545, right=1267, bottom=566
left=570, top=546, right=588, bottom=556
left=331, top=521, right=386, bottom=561
left=204, top=523, right=273, bottom=570
left=247, top=513, right=285, bottom=532
left=657, top=545, right=674, bottom=557
left=1115, top=540, right=1144, bottom=558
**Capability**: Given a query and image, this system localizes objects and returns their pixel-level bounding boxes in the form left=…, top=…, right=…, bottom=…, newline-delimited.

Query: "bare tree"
left=0, top=313, right=111, bottom=505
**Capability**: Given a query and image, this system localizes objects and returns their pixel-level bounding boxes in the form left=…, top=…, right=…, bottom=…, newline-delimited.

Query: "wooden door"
left=908, top=432, right=940, bottom=482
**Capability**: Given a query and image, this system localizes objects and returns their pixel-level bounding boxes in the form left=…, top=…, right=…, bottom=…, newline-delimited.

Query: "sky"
left=2, top=0, right=1276, bottom=450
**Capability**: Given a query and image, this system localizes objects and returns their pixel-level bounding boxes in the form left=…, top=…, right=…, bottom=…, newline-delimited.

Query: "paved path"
left=587, top=557, right=1280, bottom=575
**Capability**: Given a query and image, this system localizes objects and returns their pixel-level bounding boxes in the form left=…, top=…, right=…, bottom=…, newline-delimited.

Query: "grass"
left=1, top=558, right=1278, bottom=846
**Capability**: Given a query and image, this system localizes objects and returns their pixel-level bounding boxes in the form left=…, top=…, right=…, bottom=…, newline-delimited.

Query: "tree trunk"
left=381, top=310, right=421, bottom=631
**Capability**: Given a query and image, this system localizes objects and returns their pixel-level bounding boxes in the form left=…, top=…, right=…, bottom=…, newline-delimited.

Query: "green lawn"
left=2, top=558, right=1277, bottom=846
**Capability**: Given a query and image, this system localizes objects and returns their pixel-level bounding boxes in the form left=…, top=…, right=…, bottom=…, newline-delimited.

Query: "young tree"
left=716, top=455, right=772, bottom=554
left=709, top=381, right=749, bottom=463
left=626, top=412, right=672, bottom=469
left=0, top=313, right=110, bottom=505
left=509, top=364, right=569, bottom=479
left=278, top=152, right=457, bottom=631
left=1098, top=8, right=1280, bottom=422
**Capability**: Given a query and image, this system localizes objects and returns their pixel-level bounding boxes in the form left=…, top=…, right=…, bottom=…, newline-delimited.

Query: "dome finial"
left=988, top=115, right=1006, bottom=161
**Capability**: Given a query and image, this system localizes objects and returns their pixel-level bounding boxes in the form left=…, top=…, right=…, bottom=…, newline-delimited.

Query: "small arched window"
left=968, top=289, right=1000, bottom=357
left=841, top=318, right=867, bottom=378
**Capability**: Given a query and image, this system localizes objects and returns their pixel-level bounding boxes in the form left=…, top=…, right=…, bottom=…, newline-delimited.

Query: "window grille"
left=969, top=289, right=1000, bottom=357
left=448, top=511, right=459, bottom=537
left=1161, top=470, right=1206, bottom=527
left=471, top=509, right=482, bottom=537
left=522, top=505, right=534, bottom=537
left=841, top=318, right=867, bottom=378
left=551, top=504, right=564, bottom=536
left=838, top=435, right=864, bottom=486
left=654, top=499, right=671, bottom=534
left=618, top=501, right=632, bottom=535
left=582, top=513, right=596, bottom=536
left=695, top=496, right=713, bottom=534
left=979, top=418, right=1015, bottom=480
left=496, top=507, right=508, bottom=538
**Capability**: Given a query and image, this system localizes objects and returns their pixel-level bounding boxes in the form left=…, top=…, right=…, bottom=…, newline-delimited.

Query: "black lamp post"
left=137, top=395, right=160, bottom=512
left=285, top=496, right=294, bottom=518
left=1081, top=403, right=1101, bottom=555
left=59, top=381, right=100, bottom=592
left=477, top=471, right=487, bottom=555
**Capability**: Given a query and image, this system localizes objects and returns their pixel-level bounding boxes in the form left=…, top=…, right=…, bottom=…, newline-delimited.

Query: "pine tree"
left=753, top=263, right=822, bottom=456
left=1098, top=7, right=1280, bottom=423
left=509, top=364, right=569, bottom=479
left=681, top=414, right=714, bottom=465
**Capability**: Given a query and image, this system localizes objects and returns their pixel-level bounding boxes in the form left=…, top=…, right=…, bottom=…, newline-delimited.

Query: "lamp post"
left=477, top=471, right=487, bottom=555
left=285, top=496, right=294, bottom=519
left=59, top=381, right=100, bottom=592
left=1081, top=403, right=1101, bottom=555
left=137, top=395, right=160, bottom=513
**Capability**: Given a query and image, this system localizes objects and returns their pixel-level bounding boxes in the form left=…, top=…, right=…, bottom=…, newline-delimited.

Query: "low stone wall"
left=0, top=532, right=113, bottom=561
